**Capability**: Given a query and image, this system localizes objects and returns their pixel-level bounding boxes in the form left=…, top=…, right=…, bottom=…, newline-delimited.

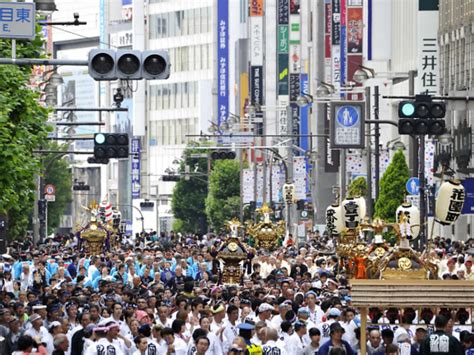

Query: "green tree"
left=0, top=29, right=50, bottom=238
left=205, top=159, right=240, bottom=232
left=348, top=176, right=368, bottom=198
left=374, top=150, right=410, bottom=222
left=171, top=143, right=210, bottom=233
left=43, top=144, right=73, bottom=234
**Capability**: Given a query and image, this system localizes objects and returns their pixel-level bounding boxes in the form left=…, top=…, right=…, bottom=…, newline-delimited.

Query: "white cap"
left=258, top=303, right=274, bottom=313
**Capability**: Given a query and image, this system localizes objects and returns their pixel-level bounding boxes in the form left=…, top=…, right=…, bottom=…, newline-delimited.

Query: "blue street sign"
left=461, top=178, right=474, bottom=214
left=406, top=177, right=420, bottom=195
left=0, top=2, right=35, bottom=40
left=336, top=105, right=359, bottom=127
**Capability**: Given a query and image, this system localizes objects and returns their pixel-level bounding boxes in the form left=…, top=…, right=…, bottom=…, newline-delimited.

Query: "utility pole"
left=374, top=85, right=381, bottom=202
left=286, top=105, right=294, bottom=237
left=365, top=86, right=373, bottom=218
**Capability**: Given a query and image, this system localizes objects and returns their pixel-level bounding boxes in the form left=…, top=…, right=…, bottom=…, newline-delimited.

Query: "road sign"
left=0, top=2, right=35, bottom=40
left=330, top=101, right=365, bottom=148
left=406, top=177, right=420, bottom=195
left=221, top=132, right=254, bottom=144
left=45, top=194, right=55, bottom=202
left=44, top=184, right=56, bottom=195
left=406, top=194, right=420, bottom=208
left=461, top=178, right=474, bottom=214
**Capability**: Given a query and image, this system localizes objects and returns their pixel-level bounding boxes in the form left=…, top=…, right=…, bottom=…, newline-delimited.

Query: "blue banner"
left=131, top=139, right=141, bottom=199
left=300, top=73, right=310, bottom=200
left=217, top=0, right=229, bottom=126
left=299, top=73, right=309, bottom=152
left=462, top=178, right=474, bottom=214
left=340, top=0, right=346, bottom=94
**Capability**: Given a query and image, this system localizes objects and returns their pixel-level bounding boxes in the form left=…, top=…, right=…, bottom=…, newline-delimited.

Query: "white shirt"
left=263, top=340, right=288, bottom=355
left=24, top=326, right=49, bottom=344
left=317, top=319, right=336, bottom=346
left=270, top=315, right=285, bottom=331
left=222, top=320, right=238, bottom=353
left=286, top=332, right=305, bottom=355
left=84, top=338, right=125, bottom=355
left=174, top=335, right=189, bottom=355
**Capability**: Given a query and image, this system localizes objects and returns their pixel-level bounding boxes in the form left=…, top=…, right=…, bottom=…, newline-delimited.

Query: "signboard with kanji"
left=0, top=2, right=35, bottom=40
left=330, top=101, right=365, bottom=149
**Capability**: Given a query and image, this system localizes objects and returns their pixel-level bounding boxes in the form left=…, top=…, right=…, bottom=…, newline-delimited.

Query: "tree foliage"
left=0, top=29, right=50, bottom=238
left=43, top=144, right=72, bottom=234
left=374, top=150, right=410, bottom=222
left=171, top=142, right=210, bottom=234
left=348, top=176, right=368, bottom=198
left=205, top=159, right=240, bottom=232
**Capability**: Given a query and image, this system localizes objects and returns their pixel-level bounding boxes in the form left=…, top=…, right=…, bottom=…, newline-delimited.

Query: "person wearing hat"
left=286, top=320, right=307, bottom=355
left=317, top=308, right=341, bottom=346
left=43, top=321, right=62, bottom=354
left=237, top=321, right=256, bottom=346
left=318, top=322, right=355, bottom=355
left=210, top=304, right=226, bottom=333
left=411, top=326, right=428, bottom=355
left=5, top=316, right=22, bottom=354
left=24, top=313, right=48, bottom=347
left=270, top=301, right=290, bottom=330
left=255, top=303, right=274, bottom=327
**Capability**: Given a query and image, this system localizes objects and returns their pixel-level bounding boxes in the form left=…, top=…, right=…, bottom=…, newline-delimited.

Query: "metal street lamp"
left=296, top=93, right=314, bottom=107
left=315, top=81, right=336, bottom=97
left=352, top=65, right=375, bottom=84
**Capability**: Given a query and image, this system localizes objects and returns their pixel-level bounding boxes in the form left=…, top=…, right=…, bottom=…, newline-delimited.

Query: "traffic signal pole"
left=419, top=137, right=427, bottom=249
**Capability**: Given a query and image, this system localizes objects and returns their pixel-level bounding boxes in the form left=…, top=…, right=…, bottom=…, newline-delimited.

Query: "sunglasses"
left=230, top=348, right=245, bottom=353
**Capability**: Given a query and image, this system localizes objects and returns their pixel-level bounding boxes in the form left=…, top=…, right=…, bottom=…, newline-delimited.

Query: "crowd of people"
left=0, top=232, right=472, bottom=355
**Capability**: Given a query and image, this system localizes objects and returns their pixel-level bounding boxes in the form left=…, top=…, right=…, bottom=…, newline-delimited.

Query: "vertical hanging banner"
left=340, top=0, right=347, bottom=90
left=277, top=0, right=290, bottom=135
left=289, top=0, right=301, bottom=151
left=417, top=0, right=439, bottom=95
left=217, top=0, right=229, bottom=126
left=131, top=139, right=141, bottom=199
left=331, top=0, right=341, bottom=92
left=347, top=1, right=363, bottom=92
left=249, top=0, right=264, bottom=123
left=324, top=0, right=332, bottom=84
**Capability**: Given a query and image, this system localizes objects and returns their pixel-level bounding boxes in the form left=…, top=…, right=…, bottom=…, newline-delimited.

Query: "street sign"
left=45, top=194, right=55, bottom=202
left=44, top=184, right=56, bottom=196
left=406, top=177, right=420, bottom=195
left=330, top=101, right=365, bottom=148
left=407, top=194, right=420, bottom=208
left=0, top=2, right=35, bottom=40
left=461, top=178, right=474, bottom=214
left=221, top=132, right=254, bottom=144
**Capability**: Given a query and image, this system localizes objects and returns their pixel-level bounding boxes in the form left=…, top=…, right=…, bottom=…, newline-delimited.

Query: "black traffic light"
left=162, top=175, right=180, bottom=182
left=88, top=49, right=170, bottom=81
left=140, top=201, right=155, bottom=209
left=38, top=200, right=46, bottom=221
left=73, top=183, right=90, bottom=191
left=87, top=156, right=109, bottom=165
left=210, top=151, right=236, bottom=160
left=398, top=95, right=446, bottom=135
left=94, top=133, right=129, bottom=160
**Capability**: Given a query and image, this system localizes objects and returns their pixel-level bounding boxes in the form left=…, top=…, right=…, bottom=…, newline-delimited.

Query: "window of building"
left=149, top=7, right=211, bottom=40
